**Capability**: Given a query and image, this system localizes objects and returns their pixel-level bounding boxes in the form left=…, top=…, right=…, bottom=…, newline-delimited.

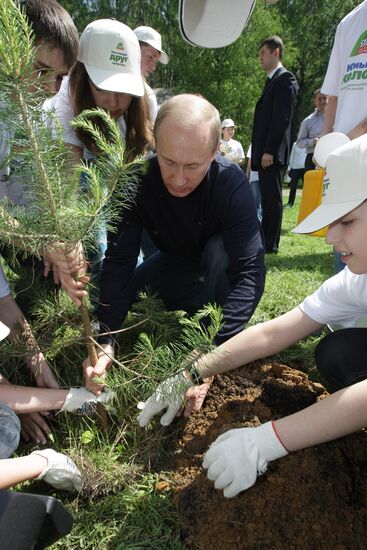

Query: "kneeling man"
left=85, top=94, right=265, bottom=411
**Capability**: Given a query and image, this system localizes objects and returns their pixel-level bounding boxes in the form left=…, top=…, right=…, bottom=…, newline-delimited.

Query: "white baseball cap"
left=134, top=26, right=169, bottom=65
left=78, top=19, right=144, bottom=96
left=221, top=118, right=235, bottom=128
left=293, top=134, right=367, bottom=234
left=0, top=321, right=9, bottom=342
left=179, top=0, right=256, bottom=48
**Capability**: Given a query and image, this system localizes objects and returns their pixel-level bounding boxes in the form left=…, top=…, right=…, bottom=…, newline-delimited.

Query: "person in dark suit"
left=251, top=36, right=298, bottom=254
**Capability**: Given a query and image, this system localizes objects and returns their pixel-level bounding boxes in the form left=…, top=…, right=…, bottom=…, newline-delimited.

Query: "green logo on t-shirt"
left=350, top=30, right=367, bottom=56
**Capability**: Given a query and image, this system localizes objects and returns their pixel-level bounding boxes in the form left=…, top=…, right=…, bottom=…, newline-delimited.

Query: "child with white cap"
left=137, top=133, right=367, bottom=497
left=134, top=25, right=169, bottom=121
left=44, top=18, right=153, bottom=163
left=220, top=119, right=245, bottom=165
left=44, top=19, right=154, bottom=307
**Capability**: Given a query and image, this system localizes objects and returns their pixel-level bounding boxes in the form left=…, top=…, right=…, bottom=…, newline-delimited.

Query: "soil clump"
left=168, top=361, right=367, bottom=549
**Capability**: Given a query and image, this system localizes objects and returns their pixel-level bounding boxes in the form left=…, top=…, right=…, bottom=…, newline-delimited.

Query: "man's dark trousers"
left=259, top=164, right=285, bottom=252
left=131, top=233, right=231, bottom=316
left=251, top=66, right=298, bottom=253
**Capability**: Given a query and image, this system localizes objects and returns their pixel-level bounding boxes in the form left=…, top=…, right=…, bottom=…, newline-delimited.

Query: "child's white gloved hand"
left=32, top=449, right=82, bottom=492
left=137, top=372, right=193, bottom=427
left=60, top=387, right=115, bottom=416
left=203, top=422, right=288, bottom=498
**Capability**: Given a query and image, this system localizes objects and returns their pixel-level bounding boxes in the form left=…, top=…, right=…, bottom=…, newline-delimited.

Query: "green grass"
left=10, top=195, right=335, bottom=549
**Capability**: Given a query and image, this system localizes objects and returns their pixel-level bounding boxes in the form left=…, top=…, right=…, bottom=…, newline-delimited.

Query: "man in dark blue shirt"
left=84, top=94, right=265, bottom=406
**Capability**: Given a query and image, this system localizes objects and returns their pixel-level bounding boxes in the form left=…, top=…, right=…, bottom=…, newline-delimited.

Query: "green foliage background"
left=59, top=0, right=361, bottom=150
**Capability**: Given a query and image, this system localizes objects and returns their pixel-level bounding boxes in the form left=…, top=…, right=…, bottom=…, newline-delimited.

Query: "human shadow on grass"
left=265, top=251, right=333, bottom=278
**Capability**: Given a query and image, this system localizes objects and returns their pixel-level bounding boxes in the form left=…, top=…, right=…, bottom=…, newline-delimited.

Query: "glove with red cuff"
left=203, top=421, right=288, bottom=498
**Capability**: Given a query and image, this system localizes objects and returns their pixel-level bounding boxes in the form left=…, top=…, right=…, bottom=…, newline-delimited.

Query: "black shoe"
left=266, top=247, right=278, bottom=254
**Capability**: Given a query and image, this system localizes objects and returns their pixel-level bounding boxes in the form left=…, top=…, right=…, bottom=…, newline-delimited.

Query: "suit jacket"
left=251, top=66, right=298, bottom=169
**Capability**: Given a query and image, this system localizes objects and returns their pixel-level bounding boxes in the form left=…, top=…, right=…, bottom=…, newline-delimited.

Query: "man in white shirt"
left=296, top=89, right=328, bottom=172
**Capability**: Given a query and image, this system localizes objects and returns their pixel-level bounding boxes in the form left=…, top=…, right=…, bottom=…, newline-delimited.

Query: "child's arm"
left=0, top=450, right=82, bottom=492
left=203, top=379, right=367, bottom=498
left=138, top=307, right=323, bottom=426
left=0, top=384, right=67, bottom=413
left=197, top=307, right=321, bottom=378
left=0, top=293, right=59, bottom=388
left=0, top=453, right=49, bottom=488
left=276, top=378, right=367, bottom=450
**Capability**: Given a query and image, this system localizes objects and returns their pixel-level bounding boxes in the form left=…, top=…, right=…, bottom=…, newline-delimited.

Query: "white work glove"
left=203, top=422, right=288, bottom=498
left=59, top=387, right=116, bottom=416
left=137, top=372, right=193, bottom=427
left=32, top=449, right=82, bottom=492
left=97, top=389, right=117, bottom=414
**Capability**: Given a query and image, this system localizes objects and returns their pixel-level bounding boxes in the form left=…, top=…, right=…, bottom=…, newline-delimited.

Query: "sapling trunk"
left=80, top=296, right=110, bottom=431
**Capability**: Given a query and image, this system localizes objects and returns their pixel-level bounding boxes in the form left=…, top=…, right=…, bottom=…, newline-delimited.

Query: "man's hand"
left=43, top=240, right=89, bottom=307
left=137, top=371, right=193, bottom=427
left=176, top=378, right=213, bottom=418
left=261, top=153, right=274, bottom=169
left=19, top=411, right=51, bottom=445
left=83, top=345, right=114, bottom=395
left=203, top=422, right=288, bottom=498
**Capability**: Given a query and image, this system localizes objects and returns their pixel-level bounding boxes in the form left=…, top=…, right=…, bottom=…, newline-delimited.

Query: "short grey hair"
left=154, top=94, right=221, bottom=154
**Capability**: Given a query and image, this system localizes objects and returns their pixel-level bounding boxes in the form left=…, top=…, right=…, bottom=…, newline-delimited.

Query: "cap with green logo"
left=78, top=19, right=144, bottom=96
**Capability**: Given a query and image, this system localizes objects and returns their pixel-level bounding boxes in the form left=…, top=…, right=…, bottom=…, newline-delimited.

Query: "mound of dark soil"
left=169, top=361, right=367, bottom=549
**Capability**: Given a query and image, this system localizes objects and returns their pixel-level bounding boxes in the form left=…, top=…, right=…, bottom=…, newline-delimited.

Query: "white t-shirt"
left=300, top=267, right=367, bottom=328
left=246, top=144, right=259, bottom=183
left=43, top=77, right=127, bottom=160
left=321, top=1, right=367, bottom=133
left=0, top=263, right=10, bottom=298
left=220, top=138, right=244, bottom=164
left=145, top=82, right=158, bottom=122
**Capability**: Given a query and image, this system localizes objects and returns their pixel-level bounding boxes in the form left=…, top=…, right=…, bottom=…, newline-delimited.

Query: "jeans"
left=315, top=328, right=367, bottom=392
left=0, top=402, right=20, bottom=459
left=131, top=233, right=231, bottom=316
left=250, top=179, right=262, bottom=222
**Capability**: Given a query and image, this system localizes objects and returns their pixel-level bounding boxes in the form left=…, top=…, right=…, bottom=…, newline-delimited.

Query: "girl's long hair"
left=69, top=62, right=154, bottom=162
